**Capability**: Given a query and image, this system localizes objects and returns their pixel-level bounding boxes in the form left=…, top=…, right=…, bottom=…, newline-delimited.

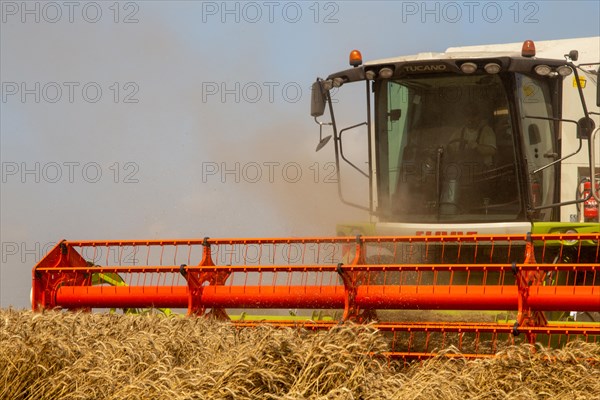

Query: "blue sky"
left=1, top=0, right=599, bottom=307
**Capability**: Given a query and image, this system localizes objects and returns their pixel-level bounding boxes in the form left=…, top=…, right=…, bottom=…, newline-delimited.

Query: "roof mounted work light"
left=484, top=63, right=501, bottom=74
left=460, top=62, right=477, bottom=74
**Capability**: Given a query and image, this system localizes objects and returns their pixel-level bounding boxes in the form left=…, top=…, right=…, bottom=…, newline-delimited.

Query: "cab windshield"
left=375, top=74, right=523, bottom=222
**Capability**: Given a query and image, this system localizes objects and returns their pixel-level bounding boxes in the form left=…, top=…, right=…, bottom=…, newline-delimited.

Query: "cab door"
left=515, top=74, right=559, bottom=221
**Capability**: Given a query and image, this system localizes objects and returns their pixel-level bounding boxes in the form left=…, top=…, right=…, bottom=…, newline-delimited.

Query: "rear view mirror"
left=315, top=135, right=332, bottom=152
left=311, top=80, right=326, bottom=117
left=577, top=117, right=596, bottom=139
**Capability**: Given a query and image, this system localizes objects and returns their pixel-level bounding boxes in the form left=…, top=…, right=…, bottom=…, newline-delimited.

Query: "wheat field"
left=1, top=309, right=599, bottom=400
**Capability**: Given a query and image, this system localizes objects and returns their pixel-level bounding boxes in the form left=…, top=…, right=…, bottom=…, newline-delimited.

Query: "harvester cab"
left=311, top=38, right=600, bottom=239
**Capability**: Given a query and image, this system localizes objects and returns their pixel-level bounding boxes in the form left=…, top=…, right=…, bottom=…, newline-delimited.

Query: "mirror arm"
left=569, top=62, right=590, bottom=119
left=523, top=116, right=582, bottom=175
left=366, top=80, right=373, bottom=215
left=313, top=117, right=333, bottom=152
left=314, top=117, right=332, bottom=139
left=327, top=89, right=370, bottom=212
left=338, top=122, right=369, bottom=178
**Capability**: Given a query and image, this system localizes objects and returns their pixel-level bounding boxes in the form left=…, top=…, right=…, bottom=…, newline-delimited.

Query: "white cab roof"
left=364, top=37, right=599, bottom=66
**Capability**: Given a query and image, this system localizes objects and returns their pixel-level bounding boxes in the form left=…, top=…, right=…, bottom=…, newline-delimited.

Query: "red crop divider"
left=338, top=235, right=374, bottom=321
left=185, top=237, right=230, bottom=319
left=514, top=234, right=548, bottom=343
left=32, top=240, right=91, bottom=311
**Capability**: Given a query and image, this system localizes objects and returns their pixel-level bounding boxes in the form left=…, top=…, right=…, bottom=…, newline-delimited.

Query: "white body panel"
left=375, top=222, right=532, bottom=236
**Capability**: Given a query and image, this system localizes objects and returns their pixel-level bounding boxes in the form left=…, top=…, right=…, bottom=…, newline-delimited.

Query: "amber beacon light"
left=349, top=49, right=362, bottom=67
left=521, top=40, right=536, bottom=57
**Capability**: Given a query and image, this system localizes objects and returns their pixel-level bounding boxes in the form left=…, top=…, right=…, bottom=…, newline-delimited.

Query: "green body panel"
left=532, top=221, right=599, bottom=247
left=531, top=221, right=599, bottom=234
left=336, top=222, right=377, bottom=237
left=230, top=311, right=334, bottom=322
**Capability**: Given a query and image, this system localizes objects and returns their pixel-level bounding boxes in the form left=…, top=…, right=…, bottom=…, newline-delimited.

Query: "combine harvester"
left=32, top=38, right=600, bottom=359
